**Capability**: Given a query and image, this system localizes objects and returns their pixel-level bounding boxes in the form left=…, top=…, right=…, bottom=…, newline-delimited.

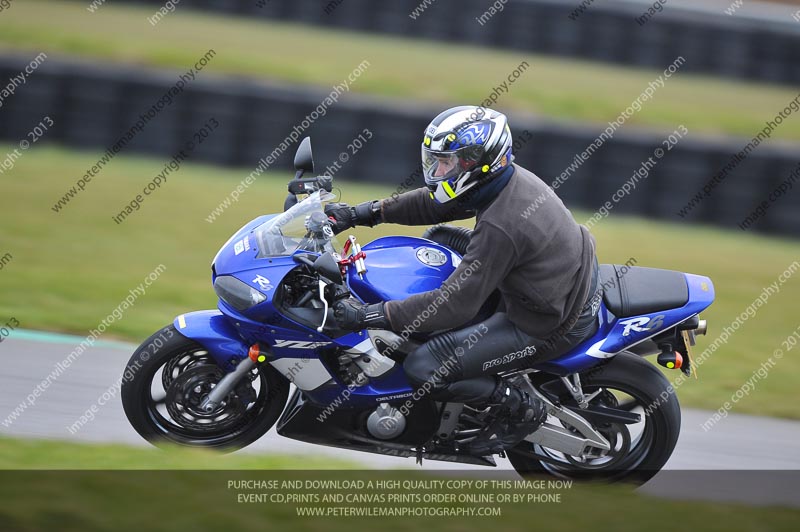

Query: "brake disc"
left=165, top=365, right=247, bottom=433
left=162, top=350, right=214, bottom=391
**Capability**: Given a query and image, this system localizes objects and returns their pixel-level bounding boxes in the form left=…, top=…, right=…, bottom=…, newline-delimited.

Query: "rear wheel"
left=121, top=325, right=289, bottom=451
left=507, top=353, right=680, bottom=485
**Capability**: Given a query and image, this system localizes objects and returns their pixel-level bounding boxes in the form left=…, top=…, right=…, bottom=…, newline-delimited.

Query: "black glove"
left=333, top=299, right=390, bottom=330
left=324, top=200, right=382, bottom=235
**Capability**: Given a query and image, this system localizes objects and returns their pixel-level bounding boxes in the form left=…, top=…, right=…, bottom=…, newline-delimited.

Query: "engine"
left=366, top=403, right=406, bottom=440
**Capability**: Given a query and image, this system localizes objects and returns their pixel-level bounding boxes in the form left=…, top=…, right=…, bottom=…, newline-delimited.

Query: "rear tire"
left=508, top=352, right=680, bottom=485
left=121, top=325, right=289, bottom=451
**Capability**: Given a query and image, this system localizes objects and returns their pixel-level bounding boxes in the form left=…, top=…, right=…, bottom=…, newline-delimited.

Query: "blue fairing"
left=212, top=215, right=275, bottom=275
left=173, top=310, right=250, bottom=370
left=347, top=236, right=461, bottom=303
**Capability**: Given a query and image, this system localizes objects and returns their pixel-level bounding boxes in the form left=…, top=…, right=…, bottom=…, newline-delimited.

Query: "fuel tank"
left=347, top=236, right=462, bottom=303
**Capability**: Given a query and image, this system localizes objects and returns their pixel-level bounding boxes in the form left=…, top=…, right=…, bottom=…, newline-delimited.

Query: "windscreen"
left=253, top=190, right=339, bottom=257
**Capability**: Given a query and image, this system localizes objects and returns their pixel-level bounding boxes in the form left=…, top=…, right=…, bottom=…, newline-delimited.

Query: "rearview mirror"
left=314, top=252, right=343, bottom=284
left=293, top=137, right=314, bottom=173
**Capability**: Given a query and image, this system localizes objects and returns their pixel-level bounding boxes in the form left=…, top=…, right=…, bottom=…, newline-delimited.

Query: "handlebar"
left=284, top=175, right=333, bottom=212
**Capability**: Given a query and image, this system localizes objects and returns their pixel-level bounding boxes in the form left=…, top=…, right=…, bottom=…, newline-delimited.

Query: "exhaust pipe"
left=678, top=316, right=708, bottom=336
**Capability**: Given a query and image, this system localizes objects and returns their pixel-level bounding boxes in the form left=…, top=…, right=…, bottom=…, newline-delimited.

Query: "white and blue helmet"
left=422, top=105, right=514, bottom=203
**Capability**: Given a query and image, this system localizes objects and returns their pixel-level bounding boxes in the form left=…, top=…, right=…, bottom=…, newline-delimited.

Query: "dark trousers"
left=402, top=259, right=600, bottom=405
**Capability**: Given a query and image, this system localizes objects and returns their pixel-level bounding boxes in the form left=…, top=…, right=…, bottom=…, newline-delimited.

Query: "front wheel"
left=508, top=352, right=681, bottom=485
left=121, top=325, right=290, bottom=451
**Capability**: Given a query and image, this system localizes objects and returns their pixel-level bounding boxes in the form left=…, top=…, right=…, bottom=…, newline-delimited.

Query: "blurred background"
left=0, top=0, right=799, bottom=528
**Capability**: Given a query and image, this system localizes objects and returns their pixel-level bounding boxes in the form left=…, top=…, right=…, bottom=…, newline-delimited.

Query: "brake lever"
left=317, top=279, right=329, bottom=332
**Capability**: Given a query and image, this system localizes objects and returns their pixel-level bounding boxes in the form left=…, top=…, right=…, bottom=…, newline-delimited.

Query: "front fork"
left=199, top=353, right=257, bottom=412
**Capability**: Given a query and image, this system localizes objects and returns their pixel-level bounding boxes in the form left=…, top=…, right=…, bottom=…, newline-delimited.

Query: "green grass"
left=1, top=144, right=799, bottom=419
left=0, top=437, right=798, bottom=532
left=0, top=436, right=361, bottom=470
left=2, top=1, right=800, bottom=141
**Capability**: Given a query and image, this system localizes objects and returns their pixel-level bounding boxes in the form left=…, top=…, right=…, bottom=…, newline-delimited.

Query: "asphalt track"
left=1, top=332, right=798, bottom=508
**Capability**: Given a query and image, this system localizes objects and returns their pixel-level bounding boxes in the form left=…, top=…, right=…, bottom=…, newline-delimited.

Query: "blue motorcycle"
left=122, top=138, right=715, bottom=483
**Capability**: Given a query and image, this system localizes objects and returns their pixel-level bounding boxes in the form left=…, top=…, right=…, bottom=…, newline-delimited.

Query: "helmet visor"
left=421, top=145, right=485, bottom=185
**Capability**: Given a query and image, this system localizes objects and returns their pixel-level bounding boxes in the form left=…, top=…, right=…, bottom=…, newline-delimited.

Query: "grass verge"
left=0, top=436, right=360, bottom=470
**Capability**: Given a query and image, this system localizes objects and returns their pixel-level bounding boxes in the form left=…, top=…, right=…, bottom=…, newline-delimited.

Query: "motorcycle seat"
left=599, top=264, right=688, bottom=318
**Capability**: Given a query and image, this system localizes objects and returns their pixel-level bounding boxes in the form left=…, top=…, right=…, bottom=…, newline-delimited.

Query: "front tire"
left=121, top=325, right=290, bottom=451
left=508, top=352, right=681, bottom=485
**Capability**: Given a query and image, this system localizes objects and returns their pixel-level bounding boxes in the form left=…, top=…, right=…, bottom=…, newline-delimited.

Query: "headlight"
left=213, top=275, right=266, bottom=311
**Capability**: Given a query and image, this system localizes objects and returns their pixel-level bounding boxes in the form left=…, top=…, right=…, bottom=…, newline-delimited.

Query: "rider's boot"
left=466, top=378, right=548, bottom=456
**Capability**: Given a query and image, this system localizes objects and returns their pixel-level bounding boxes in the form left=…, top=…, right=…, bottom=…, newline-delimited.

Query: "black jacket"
left=380, top=164, right=597, bottom=339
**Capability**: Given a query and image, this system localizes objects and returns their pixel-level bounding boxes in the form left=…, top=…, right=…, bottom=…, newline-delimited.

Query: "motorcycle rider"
left=326, top=105, right=601, bottom=455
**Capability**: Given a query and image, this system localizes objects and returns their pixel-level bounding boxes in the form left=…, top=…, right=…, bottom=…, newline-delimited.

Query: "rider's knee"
left=403, top=345, right=460, bottom=392
left=402, top=348, right=438, bottom=388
